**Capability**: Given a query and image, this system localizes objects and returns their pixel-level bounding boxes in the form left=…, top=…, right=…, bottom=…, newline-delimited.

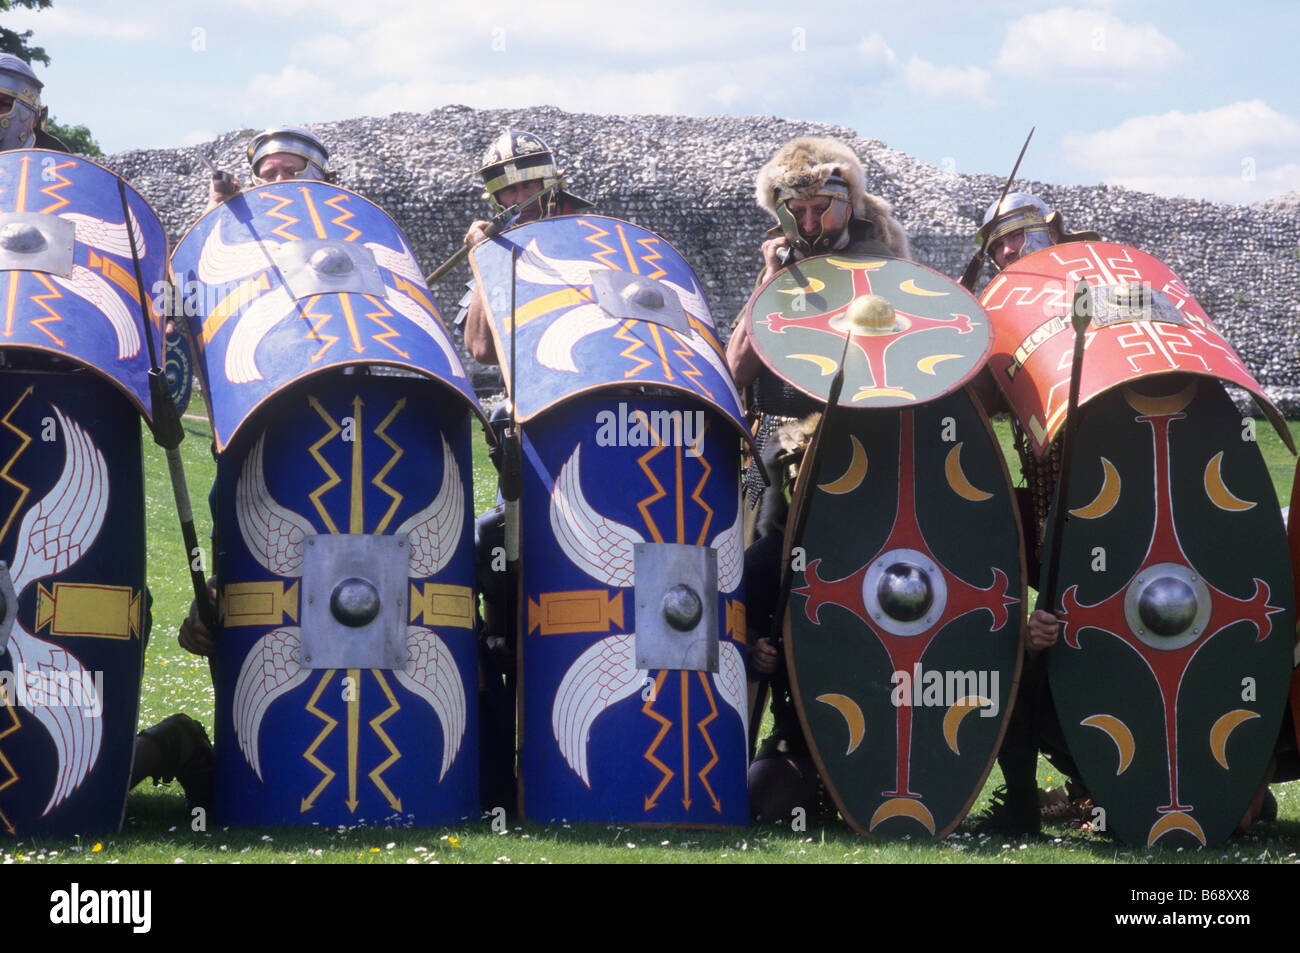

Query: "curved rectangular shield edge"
left=982, top=241, right=1294, bottom=455
left=0, top=149, right=168, bottom=421
left=171, top=181, right=485, bottom=450
left=467, top=215, right=750, bottom=444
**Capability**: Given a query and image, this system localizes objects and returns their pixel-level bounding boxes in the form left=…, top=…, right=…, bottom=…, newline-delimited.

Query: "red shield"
left=980, top=241, right=1293, bottom=455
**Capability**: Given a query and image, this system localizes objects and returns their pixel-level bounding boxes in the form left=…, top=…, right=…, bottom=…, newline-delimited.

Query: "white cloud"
left=1063, top=100, right=1300, bottom=204
left=856, top=32, right=898, bottom=71
left=996, top=7, right=1184, bottom=82
left=903, top=56, right=991, bottom=106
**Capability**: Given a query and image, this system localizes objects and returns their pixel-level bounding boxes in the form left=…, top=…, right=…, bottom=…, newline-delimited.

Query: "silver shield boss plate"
left=633, top=542, right=718, bottom=672
left=300, top=533, right=409, bottom=670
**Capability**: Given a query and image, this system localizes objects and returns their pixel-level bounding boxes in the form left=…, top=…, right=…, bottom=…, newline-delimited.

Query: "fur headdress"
left=755, top=137, right=910, bottom=258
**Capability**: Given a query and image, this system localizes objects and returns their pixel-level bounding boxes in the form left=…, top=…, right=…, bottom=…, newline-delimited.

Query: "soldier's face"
left=991, top=229, right=1027, bottom=269
left=497, top=179, right=544, bottom=217
left=255, top=152, right=308, bottom=183
left=787, top=196, right=833, bottom=240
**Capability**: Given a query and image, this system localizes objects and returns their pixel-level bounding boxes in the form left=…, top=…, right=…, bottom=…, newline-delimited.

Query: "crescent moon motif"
left=942, top=695, right=992, bottom=755
left=1122, top=381, right=1197, bottom=417
left=1069, top=457, right=1121, bottom=519
left=917, top=354, right=962, bottom=375
left=815, top=693, right=865, bottom=755
left=944, top=443, right=992, bottom=502
left=851, top=386, right=916, bottom=402
left=899, top=278, right=948, bottom=297
left=1209, top=708, right=1259, bottom=769
left=789, top=353, right=838, bottom=376
left=1080, top=713, right=1134, bottom=775
left=869, top=797, right=935, bottom=834
left=1203, top=451, right=1256, bottom=512
left=818, top=435, right=867, bottom=495
left=776, top=278, right=825, bottom=295
left=1148, top=812, right=1206, bottom=847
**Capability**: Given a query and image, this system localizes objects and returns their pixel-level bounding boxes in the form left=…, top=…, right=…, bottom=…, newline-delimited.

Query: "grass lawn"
left=3, top=395, right=1297, bottom=865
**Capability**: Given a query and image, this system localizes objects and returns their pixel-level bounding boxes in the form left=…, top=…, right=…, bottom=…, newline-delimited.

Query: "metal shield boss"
left=0, top=150, right=163, bottom=836
left=784, top=391, right=1025, bottom=837
left=1044, top=377, right=1292, bottom=847
left=744, top=254, right=994, bottom=407
left=469, top=215, right=750, bottom=824
left=174, top=181, right=485, bottom=826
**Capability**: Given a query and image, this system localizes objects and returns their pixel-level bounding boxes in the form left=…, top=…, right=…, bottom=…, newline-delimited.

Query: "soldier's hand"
left=759, top=236, right=791, bottom=283
left=1027, top=609, right=1060, bottom=653
left=207, top=171, right=241, bottom=210
left=464, top=220, right=495, bottom=248
left=751, top=637, right=779, bottom=676
left=484, top=633, right=514, bottom=666
left=178, top=579, right=219, bottom=657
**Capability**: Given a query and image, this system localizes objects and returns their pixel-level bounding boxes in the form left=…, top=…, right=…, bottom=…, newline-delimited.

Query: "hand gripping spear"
left=425, top=183, right=561, bottom=287
left=959, top=127, right=1035, bottom=292
left=1037, top=280, right=1092, bottom=619
left=115, top=178, right=217, bottom=633
left=748, top=301, right=855, bottom=757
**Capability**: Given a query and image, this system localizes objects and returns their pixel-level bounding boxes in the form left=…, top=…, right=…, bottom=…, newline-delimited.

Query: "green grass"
left=4, top=397, right=1298, bottom=864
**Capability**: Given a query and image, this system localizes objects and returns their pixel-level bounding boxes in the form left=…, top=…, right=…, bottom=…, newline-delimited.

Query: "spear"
left=960, top=127, right=1035, bottom=291
left=115, top=178, right=217, bottom=632
left=425, top=183, right=560, bottom=286
left=1037, top=279, right=1092, bottom=616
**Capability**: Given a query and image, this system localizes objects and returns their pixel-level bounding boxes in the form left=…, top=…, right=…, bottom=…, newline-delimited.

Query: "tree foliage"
left=0, top=0, right=53, bottom=66
left=44, top=116, right=101, bottom=156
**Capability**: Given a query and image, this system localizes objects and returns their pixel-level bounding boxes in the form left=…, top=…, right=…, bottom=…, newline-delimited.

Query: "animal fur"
left=755, top=136, right=910, bottom=258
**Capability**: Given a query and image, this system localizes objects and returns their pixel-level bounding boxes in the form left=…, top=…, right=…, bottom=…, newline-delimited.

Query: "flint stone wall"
left=100, top=104, right=1300, bottom=414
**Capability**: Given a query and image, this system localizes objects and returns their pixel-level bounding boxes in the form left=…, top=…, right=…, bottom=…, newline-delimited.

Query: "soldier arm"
left=727, top=241, right=789, bottom=388
left=464, top=288, right=500, bottom=366
left=725, top=317, right=763, bottom=389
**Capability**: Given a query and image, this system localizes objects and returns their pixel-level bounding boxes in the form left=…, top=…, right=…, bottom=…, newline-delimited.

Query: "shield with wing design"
left=0, top=374, right=146, bottom=837
left=467, top=214, right=748, bottom=436
left=518, top=393, right=749, bottom=825
left=171, top=180, right=479, bottom=452
left=212, top=372, right=481, bottom=826
left=0, top=151, right=159, bottom=837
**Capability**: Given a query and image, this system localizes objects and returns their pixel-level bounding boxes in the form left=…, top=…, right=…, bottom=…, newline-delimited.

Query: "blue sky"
left=11, top=0, right=1299, bottom=204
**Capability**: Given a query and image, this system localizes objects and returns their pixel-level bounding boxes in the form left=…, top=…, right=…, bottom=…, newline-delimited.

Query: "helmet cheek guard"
left=775, top=179, right=852, bottom=255
left=0, top=54, right=43, bottom=152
